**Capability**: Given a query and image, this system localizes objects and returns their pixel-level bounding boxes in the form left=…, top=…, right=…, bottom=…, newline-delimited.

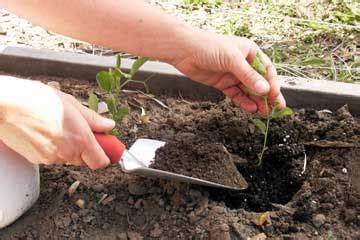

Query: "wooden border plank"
left=0, top=46, right=359, bottom=114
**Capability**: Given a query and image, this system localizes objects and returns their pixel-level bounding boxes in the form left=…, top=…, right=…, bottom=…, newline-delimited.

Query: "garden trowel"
left=94, top=133, right=248, bottom=190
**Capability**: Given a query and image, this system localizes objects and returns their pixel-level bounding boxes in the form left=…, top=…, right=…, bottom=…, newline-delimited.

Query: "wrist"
left=159, top=22, right=205, bottom=66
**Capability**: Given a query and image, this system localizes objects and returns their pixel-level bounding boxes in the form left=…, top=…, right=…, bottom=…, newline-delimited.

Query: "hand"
left=171, top=31, right=285, bottom=115
left=0, top=77, right=115, bottom=170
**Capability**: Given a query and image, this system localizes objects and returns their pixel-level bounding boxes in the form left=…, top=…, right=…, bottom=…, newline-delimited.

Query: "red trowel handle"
left=94, top=133, right=126, bottom=164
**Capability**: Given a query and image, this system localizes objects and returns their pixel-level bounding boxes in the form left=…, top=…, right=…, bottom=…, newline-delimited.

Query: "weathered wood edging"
left=0, top=45, right=359, bottom=114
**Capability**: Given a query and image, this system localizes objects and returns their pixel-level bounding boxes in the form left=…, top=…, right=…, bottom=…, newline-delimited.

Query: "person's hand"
left=0, top=77, right=115, bottom=170
left=171, top=31, right=285, bottom=115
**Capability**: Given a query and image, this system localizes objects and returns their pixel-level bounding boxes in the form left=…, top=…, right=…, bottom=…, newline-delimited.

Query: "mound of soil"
left=1, top=75, right=359, bottom=239
left=150, top=135, right=248, bottom=188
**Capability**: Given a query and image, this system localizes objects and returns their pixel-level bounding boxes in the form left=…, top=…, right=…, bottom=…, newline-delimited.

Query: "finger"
left=63, top=93, right=115, bottom=132
left=223, top=86, right=257, bottom=113
left=212, top=73, right=238, bottom=90
left=270, top=94, right=286, bottom=110
left=259, top=52, right=282, bottom=99
left=230, top=50, right=270, bottom=95
left=248, top=95, right=269, bottom=117
left=66, top=157, right=85, bottom=166
left=81, top=130, right=111, bottom=170
left=78, top=105, right=115, bottom=133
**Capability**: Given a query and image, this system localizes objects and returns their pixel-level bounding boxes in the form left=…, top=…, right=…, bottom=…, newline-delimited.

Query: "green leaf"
left=269, top=101, right=280, bottom=119
left=113, top=69, right=122, bottom=89
left=251, top=52, right=266, bottom=77
left=252, top=119, right=267, bottom=135
left=88, top=93, right=99, bottom=112
left=108, top=127, right=119, bottom=136
left=113, top=106, right=129, bottom=122
left=96, top=71, right=115, bottom=92
left=274, top=107, right=294, bottom=119
left=130, top=57, right=148, bottom=78
left=106, top=95, right=118, bottom=114
left=114, top=68, right=131, bottom=80
left=116, top=54, right=121, bottom=69
left=301, top=57, right=326, bottom=66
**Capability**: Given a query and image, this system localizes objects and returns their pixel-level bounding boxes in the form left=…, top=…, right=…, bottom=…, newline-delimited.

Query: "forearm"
left=0, top=0, right=196, bottom=63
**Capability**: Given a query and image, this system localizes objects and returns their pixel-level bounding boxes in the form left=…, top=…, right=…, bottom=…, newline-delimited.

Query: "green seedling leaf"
left=251, top=52, right=266, bottom=77
left=115, top=68, right=131, bottom=80
left=116, top=54, right=121, bottom=69
left=113, top=69, right=122, bottom=89
left=269, top=101, right=281, bottom=119
left=88, top=93, right=99, bottom=112
left=269, top=101, right=293, bottom=119
left=107, top=95, right=118, bottom=114
left=96, top=71, right=115, bottom=92
left=274, top=107, right=294, bottom=119
left=252, top=119, right=267, bottom=135
left=301, top=57, right=327, bottom=66
left=113, top=106, right=129, bottom=122
left=113, top=68, right=122, bottom=80
left=130, top=57, right=148, bottom=78
left=108, top=127, right=119, bottom=136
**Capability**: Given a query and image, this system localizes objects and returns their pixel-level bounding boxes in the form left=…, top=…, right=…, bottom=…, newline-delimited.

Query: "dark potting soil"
left=150, top=136, right=248, bottom=188
left=1, top=74, right=359, bottom=240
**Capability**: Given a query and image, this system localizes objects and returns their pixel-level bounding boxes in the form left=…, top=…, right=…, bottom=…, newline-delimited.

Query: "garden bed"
left=0, top=74, right=359, bottom=239
left=0, top=48, right=359, bottom=239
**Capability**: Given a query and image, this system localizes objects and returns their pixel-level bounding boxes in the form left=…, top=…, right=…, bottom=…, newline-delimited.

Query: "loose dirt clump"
left=151, top=135, right=247, bottom=188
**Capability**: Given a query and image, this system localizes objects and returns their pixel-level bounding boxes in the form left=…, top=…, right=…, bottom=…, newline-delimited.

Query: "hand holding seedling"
left=172, top=33, right=286, bottom=116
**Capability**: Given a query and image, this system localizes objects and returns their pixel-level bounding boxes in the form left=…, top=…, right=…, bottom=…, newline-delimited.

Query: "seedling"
left=89, top=55, right=149, bottom=135
left=250, top=53, right=294, bottom=165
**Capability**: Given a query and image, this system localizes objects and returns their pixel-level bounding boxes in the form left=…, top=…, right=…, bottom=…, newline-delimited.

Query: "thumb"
left=230, top=50, right=270, bottom=95
left=62, top=93, right=115, bottom=132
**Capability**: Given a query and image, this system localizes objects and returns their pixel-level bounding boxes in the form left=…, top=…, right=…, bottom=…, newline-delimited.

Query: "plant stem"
left=119, top=79, right=149, bottom=92
left=257, top=97, right=270, bottom=166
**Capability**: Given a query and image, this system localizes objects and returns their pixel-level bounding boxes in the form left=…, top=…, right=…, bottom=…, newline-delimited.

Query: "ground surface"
left=0, top=1, right=359, bottom=82
left=0, top=75, right=359, bottom=239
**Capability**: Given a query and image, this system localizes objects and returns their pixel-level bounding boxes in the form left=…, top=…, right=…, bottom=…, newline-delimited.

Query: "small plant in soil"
left=250, top=53, right=294, bottom=165
left=89, top=55, right=148, bottom=135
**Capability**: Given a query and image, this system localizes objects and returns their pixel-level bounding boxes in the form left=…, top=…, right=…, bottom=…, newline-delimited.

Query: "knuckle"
left=73, top=134, right=88, bottom=149
left=56, top=148, right=76, bottom=164
left=228, top=51, right=239, bottom=69
left=242, top=69, right=258, bottom=83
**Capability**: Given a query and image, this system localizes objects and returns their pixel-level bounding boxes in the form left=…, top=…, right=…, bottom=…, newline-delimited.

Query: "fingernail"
left=101, top=117, right=115, bottom=127
left=254, top=80, right=269, bottom=94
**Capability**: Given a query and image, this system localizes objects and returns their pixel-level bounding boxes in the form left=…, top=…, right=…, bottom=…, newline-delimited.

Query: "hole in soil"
left=207, top=153, right=306, bottom=212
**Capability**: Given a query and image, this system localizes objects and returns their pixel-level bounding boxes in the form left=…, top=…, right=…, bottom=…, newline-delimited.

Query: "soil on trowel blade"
left=1, top=74, right=360, bottom=240
left=150, top=135, right=247, bottom=188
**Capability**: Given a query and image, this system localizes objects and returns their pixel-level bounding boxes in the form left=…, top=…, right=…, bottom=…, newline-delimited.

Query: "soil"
left=0, top=74, right=359, bottom=240
left=150, top=136, right=248, bottom=188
